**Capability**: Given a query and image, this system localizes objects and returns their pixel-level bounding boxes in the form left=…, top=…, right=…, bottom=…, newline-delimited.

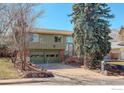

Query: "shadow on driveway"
left=37, top=63, right=77, bottom=70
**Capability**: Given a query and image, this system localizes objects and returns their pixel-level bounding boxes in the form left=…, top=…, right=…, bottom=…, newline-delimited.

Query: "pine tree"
left=69, top=3, right=114, bottom=69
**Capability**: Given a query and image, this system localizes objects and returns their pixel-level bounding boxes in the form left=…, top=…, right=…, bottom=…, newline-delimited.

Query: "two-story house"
left=28, top=28, right=73, bottom=64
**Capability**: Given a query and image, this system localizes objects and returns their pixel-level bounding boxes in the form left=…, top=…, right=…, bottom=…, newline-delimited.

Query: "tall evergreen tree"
left=69, top=3, right=114, bottom=69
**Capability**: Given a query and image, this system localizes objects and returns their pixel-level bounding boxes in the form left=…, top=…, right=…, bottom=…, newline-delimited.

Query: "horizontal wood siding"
left=28, top=34, right=67, bottom=49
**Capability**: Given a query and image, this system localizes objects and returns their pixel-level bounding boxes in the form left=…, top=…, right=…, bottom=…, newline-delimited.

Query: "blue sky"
left=35, top=3, right=124, bottom=31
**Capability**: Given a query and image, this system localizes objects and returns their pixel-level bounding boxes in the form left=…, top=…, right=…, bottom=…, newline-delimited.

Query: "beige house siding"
left=28, top=34, right=67, bottom=49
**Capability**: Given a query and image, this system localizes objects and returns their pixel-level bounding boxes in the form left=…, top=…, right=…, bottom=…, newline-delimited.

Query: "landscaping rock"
left=106, top=71, right=113, bottom=76
left=24, top=71, right=54, bottom=78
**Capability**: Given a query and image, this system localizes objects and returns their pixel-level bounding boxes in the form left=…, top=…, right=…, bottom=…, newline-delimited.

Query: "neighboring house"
left=110, top=28, right=124, bottom=60
left=28, top=28, right=73, bottom=64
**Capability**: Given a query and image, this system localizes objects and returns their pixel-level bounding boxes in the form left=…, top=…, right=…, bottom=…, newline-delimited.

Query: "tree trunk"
left=23, top=50, right=27, bottom=71
left=83, top=56, right=88, bottom=69
left=19, top=51, right=26, bottom=71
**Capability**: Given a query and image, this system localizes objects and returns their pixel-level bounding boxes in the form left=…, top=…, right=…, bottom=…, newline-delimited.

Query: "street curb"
left=0, top=78, right=53, bottom=85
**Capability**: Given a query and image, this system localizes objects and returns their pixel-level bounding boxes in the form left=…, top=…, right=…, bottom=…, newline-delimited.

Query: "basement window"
left=46, top=54, right=55, bottom=57
left=51, top=54, right=55, bottom=57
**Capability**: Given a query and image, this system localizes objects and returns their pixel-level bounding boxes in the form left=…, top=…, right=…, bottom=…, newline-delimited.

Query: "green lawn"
left=0, top=58, right=20, bottom=79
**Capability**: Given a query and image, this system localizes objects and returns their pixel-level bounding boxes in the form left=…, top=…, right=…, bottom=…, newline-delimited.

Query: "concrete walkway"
left=0, top=78, right=51, bottom=85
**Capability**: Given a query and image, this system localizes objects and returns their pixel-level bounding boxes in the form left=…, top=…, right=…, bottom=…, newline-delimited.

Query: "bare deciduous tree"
left=3, top=4, right=44, bottom=70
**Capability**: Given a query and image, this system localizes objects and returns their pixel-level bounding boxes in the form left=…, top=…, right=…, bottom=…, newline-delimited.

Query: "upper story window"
left=54, top=36, right=62, bottom=42
left=30, top=34, right=39, bottom=42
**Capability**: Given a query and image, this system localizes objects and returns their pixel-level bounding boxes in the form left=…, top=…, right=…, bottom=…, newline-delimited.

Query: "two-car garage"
left=30, top=50, right=61, bottom=64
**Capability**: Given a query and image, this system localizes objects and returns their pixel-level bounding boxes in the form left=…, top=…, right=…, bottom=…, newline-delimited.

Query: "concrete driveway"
left=36, top=63, right=124, bottom=85
left=37, top=63, right=75, bottom=70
